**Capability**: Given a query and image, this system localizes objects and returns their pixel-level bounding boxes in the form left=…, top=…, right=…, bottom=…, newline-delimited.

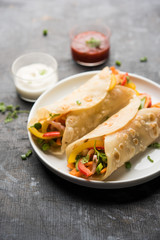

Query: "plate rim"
left=28, top=70, right=160, bottom=189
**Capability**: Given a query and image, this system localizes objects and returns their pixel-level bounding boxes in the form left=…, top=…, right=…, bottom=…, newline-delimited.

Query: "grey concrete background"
left=0, top=0, right=160, bottom=240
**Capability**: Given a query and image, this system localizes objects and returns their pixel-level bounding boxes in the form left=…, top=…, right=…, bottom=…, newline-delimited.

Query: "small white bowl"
left=12, top=52, right=58, bottom=102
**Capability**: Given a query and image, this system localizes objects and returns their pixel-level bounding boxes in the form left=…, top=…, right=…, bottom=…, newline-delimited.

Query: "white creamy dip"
left=15, top=63, right=58, bottom=101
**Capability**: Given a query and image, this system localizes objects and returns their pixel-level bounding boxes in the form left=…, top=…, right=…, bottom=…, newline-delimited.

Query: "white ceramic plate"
left=28, top=71, right=160, bottom=189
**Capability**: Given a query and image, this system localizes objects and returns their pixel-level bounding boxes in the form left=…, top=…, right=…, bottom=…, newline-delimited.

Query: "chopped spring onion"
left=43, top=29, right=48, bottom=36
left=125, top=161, right=131, bottom=169
left=76, top=100, right=81, bottom=105
left=42, top=143, right=50, bottom=151
left=21, top=154, right=27, bottom=160
left=33, top=122, right=42, bottom=130
left=148, top=142, right=160, bottom=149
left=115, top=61, right=121, bottom=66
left=49, top=113, right=60, bottom=119
left=86, top=37, right=101, bottom=48
left=139, top=97, right=146, bottom=110
left=40, top=69, right=47, bottom=75
left=147, top=155, right=154, bottom=163
left=96, top=163, right=103, bottom=174
left=21, top=150, right=32, bottom=160
left=140, top=57, right=147, bottom=62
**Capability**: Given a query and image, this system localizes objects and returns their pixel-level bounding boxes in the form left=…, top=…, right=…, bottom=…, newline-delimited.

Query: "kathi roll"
left=67, top=98, right=160, bottom=181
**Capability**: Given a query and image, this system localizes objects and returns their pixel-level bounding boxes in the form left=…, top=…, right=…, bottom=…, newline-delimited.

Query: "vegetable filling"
left=68, top=142, right=107, bottom=178
left=28, top=114, right=66, bottom=151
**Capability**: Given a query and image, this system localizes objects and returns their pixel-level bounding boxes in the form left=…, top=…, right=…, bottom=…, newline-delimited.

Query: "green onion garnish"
left=37, top=138, right=44, bottom=144
left=148, top=142, right=160, bottom=149
left=33, top=122, right=42, bottom=130
left=26, top=150, right=32, bottom=157
left=0, top=102, right=6, bottom=113
left=76, top=100, right=81, bottom=105
left=115, top=61, right=121, bottom=66
left=21, top=150, right=32, bottom=160
left=147, top=155, right=154, bottom=163
left=0, top=103, right=29, bottom=123
left=86, top=37, right=101, bottom=48
left=81, top=155, right=89, bottom=164
left=40, top=69, right=47, bottom=75
left=21, top=154, right=27, bottom=160
left=125, top=161, right=131, bottom=169
left=139, top=97, right=146, bottom=110
left=42, top=143, right=50, bottom=151
left=43, top=29, right=48, bottom=36
left=126, top=76, right=130, bottom=83
left=6, top=105, right=13, bottom=111
left=49, top=113, right=60, bottom=119
left=140, top=57, right=147, bottom=62
left=96, top=163, right=103, bottom=174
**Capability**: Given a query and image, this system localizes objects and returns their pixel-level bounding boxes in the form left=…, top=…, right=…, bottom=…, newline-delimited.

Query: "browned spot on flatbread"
left=149, top=113, right=155, bottom=121
left=104, top=122, right=113, bottom=127
left=114, top=150, right=120, bottom=160
left=84, top=96, right=93, bottom=102
left=133, top=138, right=139, bottom=145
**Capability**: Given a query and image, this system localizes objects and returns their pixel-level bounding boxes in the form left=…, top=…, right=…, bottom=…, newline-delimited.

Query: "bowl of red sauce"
left=70, top=23, right=111, bottom=66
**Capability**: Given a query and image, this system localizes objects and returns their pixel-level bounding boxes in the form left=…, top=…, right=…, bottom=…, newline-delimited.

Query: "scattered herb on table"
left=0, top=102, right=6, bottom=113
left=21, top=154, right=27, bottom=160
left=125, top=161, right=132, bottom=169
left=115, top=61, right=121, bottom=66
left=147, top=155, right=154, bottom=163
left=43, top=29, right=48, bottom=36
left=140, top=57, right=147, bottom=62
left=0, top=103, right=29, bottom=123
left=21, top=150, right=32, bottom=160
left=148, top=142, right=160, bottom=149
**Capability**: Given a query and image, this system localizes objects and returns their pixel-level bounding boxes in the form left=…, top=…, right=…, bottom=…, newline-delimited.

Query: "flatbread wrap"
left=28, top=67, right=138, bottom=154
left=67, top=102, right=160, bottom=181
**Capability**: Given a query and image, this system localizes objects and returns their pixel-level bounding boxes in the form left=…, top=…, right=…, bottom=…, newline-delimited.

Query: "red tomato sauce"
left=71, top=31, right=110, bottom=65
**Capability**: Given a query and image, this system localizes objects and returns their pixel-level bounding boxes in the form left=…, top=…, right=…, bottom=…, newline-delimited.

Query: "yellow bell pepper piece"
left=125, top=81, right=139, bottom=95
left=125, top=82, right=136, bottom=90
left=68, top=140, right=104, bottom=163
left=41, top=121, right=49, bottom=133
left=109, top=74, right=117, bottom=91
left=28, top=127, right=54, bottom=139
left=134, top=89, right=139, bottom=96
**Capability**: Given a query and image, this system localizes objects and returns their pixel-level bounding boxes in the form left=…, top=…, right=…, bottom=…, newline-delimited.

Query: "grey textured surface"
left=0, top=0, right=160, bottom=240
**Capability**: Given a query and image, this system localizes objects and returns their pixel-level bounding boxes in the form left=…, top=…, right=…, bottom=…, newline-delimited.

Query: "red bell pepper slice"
left=121, top=73, right=128, bottom=86
left=42, top=131, right=61, bottom=138
left=78, top=160, right=92, bottom=177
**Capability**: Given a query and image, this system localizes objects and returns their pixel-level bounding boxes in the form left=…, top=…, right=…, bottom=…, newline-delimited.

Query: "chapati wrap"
left=28, top=67, right=138, bottom=154
left=67, top=102, right=160, bottom=181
